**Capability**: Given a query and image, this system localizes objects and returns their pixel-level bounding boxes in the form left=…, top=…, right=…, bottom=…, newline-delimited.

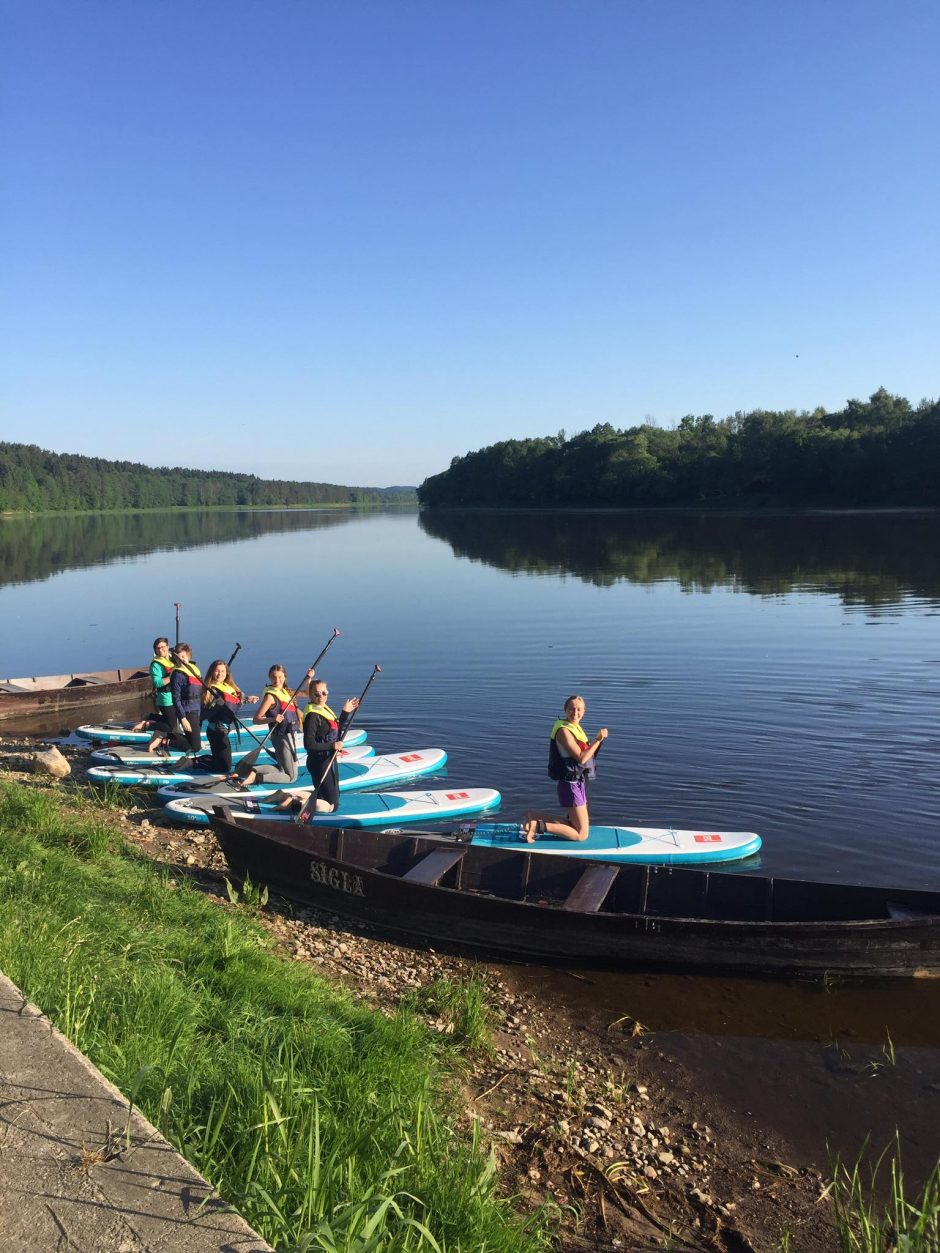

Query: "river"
left=2, top=506, right=938, bottom=889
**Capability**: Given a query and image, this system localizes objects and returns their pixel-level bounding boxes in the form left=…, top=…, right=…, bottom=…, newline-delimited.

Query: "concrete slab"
left=0, top=970, right=273, bottom=1252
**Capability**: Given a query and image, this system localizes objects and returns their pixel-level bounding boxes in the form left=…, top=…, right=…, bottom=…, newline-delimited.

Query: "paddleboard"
left=88, top=733, right=327, bottom=767
left=164, top=785, right=499, bottom=828
left=87, top=742, right=378, bottom=787
left=154, top=748, right=449, bottom=813
left=77, top=722, right=368, bottom=749
left=465, top=822, right=762, bottom=864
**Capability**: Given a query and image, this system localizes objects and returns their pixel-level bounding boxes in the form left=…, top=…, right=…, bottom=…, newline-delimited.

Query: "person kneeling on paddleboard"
left=201, top=659, right=257, bottom=774
left=142, top=637, right=176, bottom=746
left=161, top=643, right=205, bottom=757
left=274, top=676, right=359, bottom=812
left=522, top=694, right=608, bottom=842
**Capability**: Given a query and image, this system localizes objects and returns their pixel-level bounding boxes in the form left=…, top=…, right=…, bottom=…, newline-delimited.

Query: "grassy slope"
left=0, top=781, right=548, bottom=1252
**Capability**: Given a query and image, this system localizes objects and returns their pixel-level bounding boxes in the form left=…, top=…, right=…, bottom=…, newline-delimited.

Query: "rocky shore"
left=0, top=734, right=841, bottom=1251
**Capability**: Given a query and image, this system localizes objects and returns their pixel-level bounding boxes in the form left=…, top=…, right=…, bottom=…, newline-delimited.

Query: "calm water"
left=2, top=507, right=939, bottom=889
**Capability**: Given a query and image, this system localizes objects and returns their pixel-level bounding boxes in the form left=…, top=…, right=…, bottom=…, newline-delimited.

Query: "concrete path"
left=0, top=970, right=273, bottom=1252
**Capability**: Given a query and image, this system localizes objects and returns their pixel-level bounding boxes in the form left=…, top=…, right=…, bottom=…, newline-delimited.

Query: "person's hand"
left=595, top=727, right=609, bottom=743
left=306, top=667, right=316, bottom=681
left=181, top=718, right=191, bottom=733
left=342, top=697, right=360, bottom=714
left=274, top=712, right=284, bottom=724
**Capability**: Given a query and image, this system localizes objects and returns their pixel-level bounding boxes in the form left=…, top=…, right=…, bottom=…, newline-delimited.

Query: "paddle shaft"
left=298, top=664, right=381, bottom=821
left=174, top=602, right=181, bottom=648
left=239, top=628, right=341, bottom=766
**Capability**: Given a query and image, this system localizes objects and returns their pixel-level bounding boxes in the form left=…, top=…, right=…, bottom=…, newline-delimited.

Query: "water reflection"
left=419, top=508, right=940, bottom=609
left=0, top=509, right=374, bottom=589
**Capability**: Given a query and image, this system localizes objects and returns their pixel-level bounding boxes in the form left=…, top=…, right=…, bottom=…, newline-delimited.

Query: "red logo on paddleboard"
left=694, top=834, right=723, bottom=843
left=446, top=792, right=469, bottom=800
left=401, top=753, right=422, bottom=762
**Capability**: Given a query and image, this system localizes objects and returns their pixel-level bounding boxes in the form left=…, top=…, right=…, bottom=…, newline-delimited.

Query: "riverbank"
left=1, top=737, right=936, bottom=1251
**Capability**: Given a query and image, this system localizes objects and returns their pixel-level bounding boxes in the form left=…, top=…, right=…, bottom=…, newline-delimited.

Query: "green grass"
left=828, top=1135, right=940, bottom=1252
left=0, top=780, right=550, bottom=1252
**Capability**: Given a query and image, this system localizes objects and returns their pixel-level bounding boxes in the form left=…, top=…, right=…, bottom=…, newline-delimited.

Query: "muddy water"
left=503, top=962, right=940, bottom=1186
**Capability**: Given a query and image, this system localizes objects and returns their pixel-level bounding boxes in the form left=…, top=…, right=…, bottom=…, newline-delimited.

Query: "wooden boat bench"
left=402, top=846, right=467, bottom=886
left=562, top=862, right=619, bottom=913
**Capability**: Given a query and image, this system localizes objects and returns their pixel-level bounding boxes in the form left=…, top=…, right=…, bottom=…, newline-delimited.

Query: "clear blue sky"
left=3, top=1, right=937, bottom=487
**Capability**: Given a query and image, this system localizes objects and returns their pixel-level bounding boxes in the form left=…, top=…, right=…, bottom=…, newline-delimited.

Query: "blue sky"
left=3, top=1, right=937, bottom=486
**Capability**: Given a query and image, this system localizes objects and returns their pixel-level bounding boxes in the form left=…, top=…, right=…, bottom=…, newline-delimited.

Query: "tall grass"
left=829, top=1135, right=939, bottom=1252
left=0, top=781, right=549, bottom=1252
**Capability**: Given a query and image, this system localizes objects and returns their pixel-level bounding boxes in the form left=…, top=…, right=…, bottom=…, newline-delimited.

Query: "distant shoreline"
left=0, top=500, right=418, bottom=520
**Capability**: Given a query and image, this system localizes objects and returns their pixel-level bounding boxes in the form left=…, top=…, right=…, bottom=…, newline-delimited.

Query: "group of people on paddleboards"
left=140, top=637, right=608, bottom=835
left=138, top=637, right=359, bottom=813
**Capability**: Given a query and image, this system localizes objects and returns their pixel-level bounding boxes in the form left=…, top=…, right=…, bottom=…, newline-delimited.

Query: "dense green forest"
left=418, top=389, right=940, bottom=507
left=0, top=443, right=415, bottom=512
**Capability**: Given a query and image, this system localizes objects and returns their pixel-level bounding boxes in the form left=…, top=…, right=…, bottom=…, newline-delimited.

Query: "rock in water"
left=34, top=746, right=70, bottom=779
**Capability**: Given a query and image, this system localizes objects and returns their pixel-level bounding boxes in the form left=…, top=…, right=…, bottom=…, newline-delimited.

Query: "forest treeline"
left=418, top=389, right=940, bottom=507
left=0, top=443, right=416, bottom=513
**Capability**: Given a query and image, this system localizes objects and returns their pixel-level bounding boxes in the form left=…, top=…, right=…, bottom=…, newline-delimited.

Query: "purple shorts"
left=556, top=779, right=587, bottom=809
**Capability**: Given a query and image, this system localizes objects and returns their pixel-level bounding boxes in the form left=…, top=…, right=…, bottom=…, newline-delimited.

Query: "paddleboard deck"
left=88, top=738, right=373, bottom=767
left=87, top=741, right=380, bottom=787
left=464, top=822, right=762, bottom=864
left=165, top=786, right=499, bottom=828
left=78, top=724, right=368, bottom=750
left=151, top=749, right=449, bottom=812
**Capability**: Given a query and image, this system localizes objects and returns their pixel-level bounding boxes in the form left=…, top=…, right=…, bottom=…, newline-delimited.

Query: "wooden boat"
left=0, top=666, right=150, bottom=719
left=208, top=812, right=940, bottom=980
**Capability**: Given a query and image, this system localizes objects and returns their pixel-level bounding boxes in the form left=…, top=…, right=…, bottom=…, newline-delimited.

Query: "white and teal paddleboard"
left=154, top=748, right=449, bottom=814
left=81, top=725, right=367, bottom=755
left=465, top=823, right=761, bottom=865
left=165, top=785, right=499, bottom=828
left=87, top=742, right=376, bottom=787
left=76, top=720, right=369, bottom=747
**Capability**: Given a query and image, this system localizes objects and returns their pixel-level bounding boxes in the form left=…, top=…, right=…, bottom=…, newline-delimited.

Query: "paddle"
left=297, top=664, right=381, bottom=824
left=174, top=602, right=182, bottom=648
left=234, top=627, right=341, bottom=771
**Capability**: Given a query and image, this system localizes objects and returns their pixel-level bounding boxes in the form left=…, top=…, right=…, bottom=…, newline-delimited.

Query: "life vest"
left=304, top=702, right=338, bottom=731
left=151, top=655, right=173, bottom=695
left=205, top=680, right=241, bottom=707
left=173, top=660, right=203, bottom=694
left=262, top=685, right=300, bottom=733
left=547, top=718, right=591, bottom=782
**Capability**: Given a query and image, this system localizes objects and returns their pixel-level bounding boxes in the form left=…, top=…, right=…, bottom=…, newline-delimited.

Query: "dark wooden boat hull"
left=209, top=816, right=940, bottom=980
left=0, top=668, right=150, bottom=720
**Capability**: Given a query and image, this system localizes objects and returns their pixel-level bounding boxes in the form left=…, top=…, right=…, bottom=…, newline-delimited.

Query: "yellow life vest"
left=205, top=679, right=241, bottom=706
left=304, top=702, right=338, bottom=724
left=550, top=718, right=589, bottom=745
left=263, top=685, right=300, bottom=712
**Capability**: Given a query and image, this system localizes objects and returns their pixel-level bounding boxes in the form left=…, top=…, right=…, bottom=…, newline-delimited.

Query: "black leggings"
left=305, top=752, right=339, bottom=808
left=166, top=710, right=201, bottom=754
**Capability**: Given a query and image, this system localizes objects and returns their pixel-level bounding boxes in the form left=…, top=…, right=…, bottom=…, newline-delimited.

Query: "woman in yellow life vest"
left=276, top=675, right=360, bottom=813
left=141, top=637, right=176, bottom=745
left=248, top=663, right=311, bottom=783
left=201, top=659, right=258, bottom=774
left=522, top=694, right=608, bottom=842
